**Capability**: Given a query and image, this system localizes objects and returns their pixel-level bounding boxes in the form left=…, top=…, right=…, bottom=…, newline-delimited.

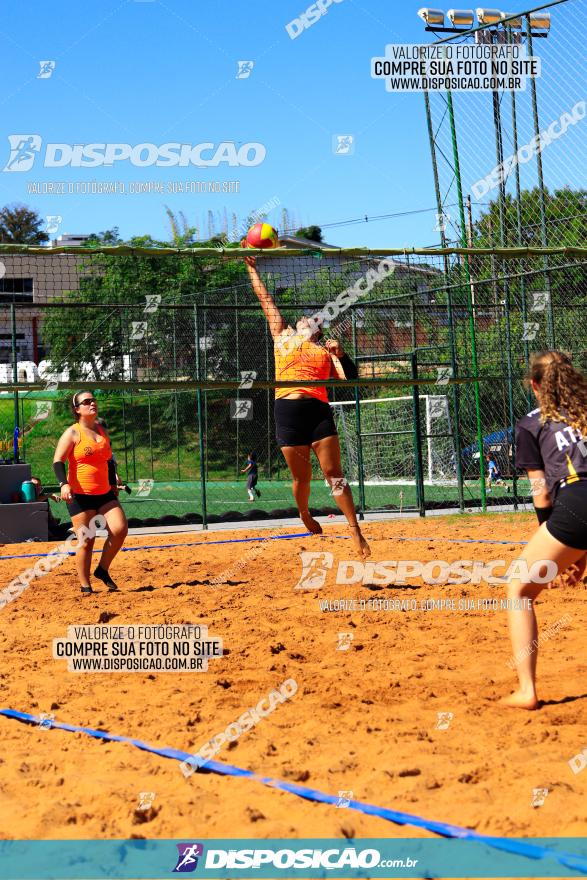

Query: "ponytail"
left=528, top=350, right=587, bottom=438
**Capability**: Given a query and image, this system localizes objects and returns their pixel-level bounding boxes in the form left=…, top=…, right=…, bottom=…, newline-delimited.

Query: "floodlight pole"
left=446, top=88, right=488, bottom=510
left=508, top=28, right=529, bottom=359
left=525, top=14, right=555, bottom=347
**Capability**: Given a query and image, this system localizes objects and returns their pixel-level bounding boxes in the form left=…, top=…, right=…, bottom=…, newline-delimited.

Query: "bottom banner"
left=0, top=838, right=586, bottom=878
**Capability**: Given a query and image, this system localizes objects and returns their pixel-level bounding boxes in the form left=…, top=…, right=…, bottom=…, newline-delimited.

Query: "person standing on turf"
left=53, top=391, right=128, bottom=594
left=244, top=254, right=369, bottom=558
left=485, top=454, right=505, bottom=492
left=502, top=351, right=587, bottom=709
left=242, top=451, right=261, bottom=502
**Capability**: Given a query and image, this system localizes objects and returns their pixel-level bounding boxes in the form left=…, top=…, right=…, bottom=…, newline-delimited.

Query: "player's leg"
left=94, top=498, right=128, bottom=591
left=280, top=445, right=322, bottom=534
left=70, top=510, right=97, bottom=593
left=246, top=474, right=255, bottom=501
left=312, top=434, right=370, bottom=558
left=501, top=524, right=584, bottom=709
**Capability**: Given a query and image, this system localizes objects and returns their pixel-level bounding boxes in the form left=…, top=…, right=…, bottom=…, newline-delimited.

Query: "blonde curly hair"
left=528, top=350, right=587, bottom=438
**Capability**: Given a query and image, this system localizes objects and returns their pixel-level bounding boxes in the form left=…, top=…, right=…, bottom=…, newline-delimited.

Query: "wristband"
left=53, top=460, right=67, bottom=486
left=535, top=505, right=553, bottom=524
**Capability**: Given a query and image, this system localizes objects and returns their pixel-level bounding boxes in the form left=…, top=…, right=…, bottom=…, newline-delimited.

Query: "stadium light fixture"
left=501, top=12, right=522, bottom=28
left=476, top=8, right=504, bottom=26
left=447, top=9, right=475, bottom=27
left=528, top=11, right=551, bottom=30
left=417, top=8, right=445, bottom=26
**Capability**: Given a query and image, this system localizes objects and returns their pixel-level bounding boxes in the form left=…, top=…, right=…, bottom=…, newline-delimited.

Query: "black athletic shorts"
left=246, top=474, right=258, bottom=490
left=546, top=480, right=587, bottom=550
left=274, top=397, right=337, bottom=447
left=66, top=490, right=118, bottom=517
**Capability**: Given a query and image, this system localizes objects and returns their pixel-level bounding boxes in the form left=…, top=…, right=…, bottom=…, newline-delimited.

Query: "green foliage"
left=294, top=225, right=323, bottom=243
left=0, top=203, right=49, bottom=244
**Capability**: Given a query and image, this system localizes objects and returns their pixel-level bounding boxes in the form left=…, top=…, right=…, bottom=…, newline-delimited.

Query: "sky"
left=0, top=0, right=584, bottom=248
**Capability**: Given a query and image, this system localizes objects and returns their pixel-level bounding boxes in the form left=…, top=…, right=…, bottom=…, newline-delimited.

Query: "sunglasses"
left=77, top=398, right=97, bottom=406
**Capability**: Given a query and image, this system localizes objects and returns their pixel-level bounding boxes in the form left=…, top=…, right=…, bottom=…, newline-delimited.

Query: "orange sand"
left=0, top=513, right=585, bottom=842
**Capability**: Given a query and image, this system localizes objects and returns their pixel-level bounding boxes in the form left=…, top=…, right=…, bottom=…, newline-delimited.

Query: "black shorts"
left=274, top=397, right=337, bottom=448
left=546, top=481, right=587, bottom=550
left=67, top=490, right=118, bottom=517
left=246, top=474, right=258, bottom=490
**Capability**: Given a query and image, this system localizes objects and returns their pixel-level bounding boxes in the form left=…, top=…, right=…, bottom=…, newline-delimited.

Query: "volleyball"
left=245, top=222, right=279, bottom=249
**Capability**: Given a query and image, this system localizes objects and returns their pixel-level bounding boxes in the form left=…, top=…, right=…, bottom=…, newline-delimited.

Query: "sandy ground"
left=0, top=513, right=585, bottom=845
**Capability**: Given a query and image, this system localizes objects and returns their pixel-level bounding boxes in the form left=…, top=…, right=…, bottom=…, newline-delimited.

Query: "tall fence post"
left=11, top=303, right=19, bottom=462
left=194, top=305, right=208, bottom=530
left=410, top=352, right=425, bottom=517
left=446, top=284, right=465, bottom=511
left=351, top=308, right=366, bottom=520
left=502, top=259, right=518, bottom=510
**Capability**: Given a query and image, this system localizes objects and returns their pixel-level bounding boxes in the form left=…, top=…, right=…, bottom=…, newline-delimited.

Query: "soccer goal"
left=330, top=395, right=457, bottom=486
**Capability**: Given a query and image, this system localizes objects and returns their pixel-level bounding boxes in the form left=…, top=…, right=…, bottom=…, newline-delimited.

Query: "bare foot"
left=350, top=525, right=370, bottom=558
left=300, top=509, right=323, bottom=535
left=499, top=689, right=539, bottom=710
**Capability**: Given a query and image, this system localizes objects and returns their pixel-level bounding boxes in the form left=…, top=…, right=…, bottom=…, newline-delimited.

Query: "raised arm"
left=244, top=255, right=286, bottom=340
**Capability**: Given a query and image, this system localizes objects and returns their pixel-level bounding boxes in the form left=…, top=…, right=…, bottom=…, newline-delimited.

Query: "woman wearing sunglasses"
left=53, top=391, right=128, bottom=594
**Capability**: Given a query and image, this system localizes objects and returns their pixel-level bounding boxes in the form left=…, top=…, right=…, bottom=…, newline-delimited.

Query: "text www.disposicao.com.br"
left=70, top=657, right=201, bottom=671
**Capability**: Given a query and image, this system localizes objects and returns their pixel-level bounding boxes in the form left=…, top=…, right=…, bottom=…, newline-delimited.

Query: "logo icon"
left=435, top=711, right=454, bottom=730
left=238, top=370, right=257, bottom=389
left=131, top=321, right=148, bottom=340
left=522, top=321, right=540, bottom=342
left=45, top=215, right=62, bottom=234
left=429, top=397, right=448, bottom=420
left=433, top=211, right=451, bottom=233
left=337, top=632, right=353, bottom=651
left=136, top=478, right=154, bottom=497
left=530, top=291, right=549, bottom=312
left=336, top=790, right=353, bottom=808
left=230, top=399, right=253, bottom=420
left=4, top=135, right=42, bottom=172
left=531, top=787, right=549, bottom=807
left=294, top=551, right=334, bottom=589
left=435, top=366, right=453, bottom=385
left=333, top=134, right=354, bottom=156
left=236, top=61, right=254, bottom=79
left=37, top=61, right=56, bottom=79
left=137, top=791, right=156, bottom=811
left=327, top=476, right=348, bottom=497
left=38, top=712, right=55, bottom=729
left=144, top=294, right=161, bottom=314
left=173, top=843, right=204, bottom=873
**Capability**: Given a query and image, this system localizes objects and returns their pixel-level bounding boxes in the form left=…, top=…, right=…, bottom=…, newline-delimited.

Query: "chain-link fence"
left=0, top=245, right=585, bottom=527
left=423, top=0, right=586, bottom=250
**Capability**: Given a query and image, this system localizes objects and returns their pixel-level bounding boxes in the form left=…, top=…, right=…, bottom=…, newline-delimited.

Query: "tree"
left=472, top=186, right=587, bottom=250
left=294, top=225, right=323, bottom=243
left=0, top=203, right=49, bottom=244
left=85, top=228, right=122, bottom=247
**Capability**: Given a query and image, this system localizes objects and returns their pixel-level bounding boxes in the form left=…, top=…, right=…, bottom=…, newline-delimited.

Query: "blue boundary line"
left=0, top=533, right=526, bottom=562
left=398, top=537, right=527, bottom=546
left=1, top=709, right=586, bottom=874
left=0, top=531, right=337, bottom=561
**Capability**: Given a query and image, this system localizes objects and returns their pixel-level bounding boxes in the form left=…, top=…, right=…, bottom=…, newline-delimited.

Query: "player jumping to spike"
left=244, top=254, right=370, bottom=558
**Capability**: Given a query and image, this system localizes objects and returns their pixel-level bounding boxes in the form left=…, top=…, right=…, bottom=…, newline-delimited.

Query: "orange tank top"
left=67, top=423, right=112, bottom=495
left=274, top=330, right=332, bottom=402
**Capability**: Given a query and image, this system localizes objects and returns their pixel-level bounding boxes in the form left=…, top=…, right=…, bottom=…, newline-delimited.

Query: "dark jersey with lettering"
left=515, top=407, right=587, bottom=495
